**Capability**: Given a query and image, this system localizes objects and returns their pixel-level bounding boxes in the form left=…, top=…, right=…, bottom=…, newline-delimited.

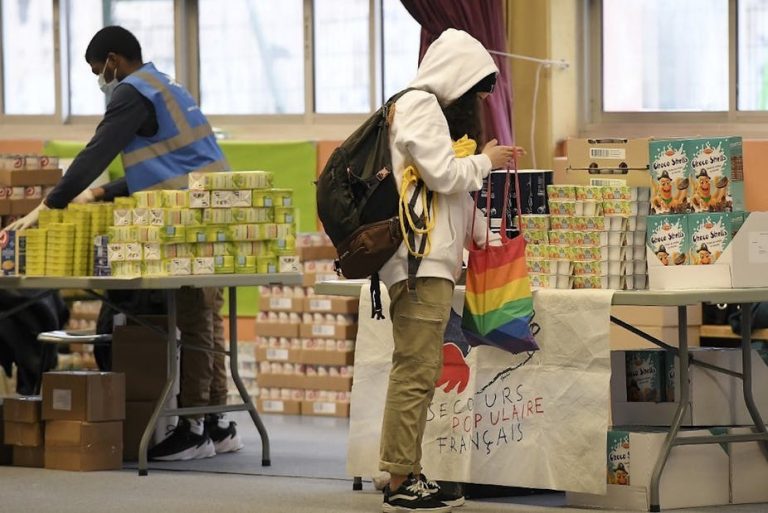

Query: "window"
left=0, top=1, right=424, bottom=122
left=313, top=0, right=370, bottom=114
left=601, top=0, right=728, bottom=113
left=382, top=1, right=421, bottom=102
left=68, top=0, right=175, bottom=116
left=2, top=0, right=55, bottom=115
left=199, top=0, right=304, bottom=115
left=738, top=0, right=768, bottom=110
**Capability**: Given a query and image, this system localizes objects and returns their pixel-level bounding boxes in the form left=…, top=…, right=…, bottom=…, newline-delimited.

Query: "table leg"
left=228, top=287, right=271, bottom=466
left=739, top=303, right=768, bottom=458
left=138, top=290, right=178, bottom=476
left=649, top=305, right=690, bottom=512
left=353, top=476, right=363, bottom=491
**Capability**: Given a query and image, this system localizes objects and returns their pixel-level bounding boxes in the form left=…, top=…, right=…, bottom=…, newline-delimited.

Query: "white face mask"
left=98, top=61, right=118, bottom=101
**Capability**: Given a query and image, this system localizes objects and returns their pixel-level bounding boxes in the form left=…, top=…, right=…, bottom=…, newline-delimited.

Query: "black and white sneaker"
left=148, top=418, right=216, bottom=461
left=419, top=474, right=465, bottom=507
left=205, top=414, right=244, bottom=454
left=383, top=474, right=452, bottom=513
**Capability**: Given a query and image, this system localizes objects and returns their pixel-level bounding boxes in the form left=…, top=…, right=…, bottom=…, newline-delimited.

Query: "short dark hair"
left=85, top=26, right=142, bottom=64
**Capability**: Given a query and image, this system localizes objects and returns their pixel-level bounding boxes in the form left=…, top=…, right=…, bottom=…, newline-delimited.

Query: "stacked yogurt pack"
left=522, top=183, right=651, bottom=290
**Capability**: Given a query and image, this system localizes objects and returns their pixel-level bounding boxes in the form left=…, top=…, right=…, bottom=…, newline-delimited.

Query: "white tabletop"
left=314, top=279, right=768, bottom=306
left=0, top=273, right=302, bottom=290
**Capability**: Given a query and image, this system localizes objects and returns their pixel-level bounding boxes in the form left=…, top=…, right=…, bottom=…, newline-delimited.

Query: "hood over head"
left=409, top=28, right=499, bottom=107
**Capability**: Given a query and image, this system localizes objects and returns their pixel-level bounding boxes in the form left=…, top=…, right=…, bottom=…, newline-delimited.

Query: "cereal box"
left=688, top=213, right=733, bottom=265
left=647, top=215, right=688, bottom=266
left=625, top=351, right=664, bottom=402
left=607, top=431, right=630, bottom=486
left=664, top=352, right=676, bottom=402
left=649, top=140, right=691, bottom=214
left=688, top=137, right=744, bottom=212
left=0, top=230, right=17, bottom=275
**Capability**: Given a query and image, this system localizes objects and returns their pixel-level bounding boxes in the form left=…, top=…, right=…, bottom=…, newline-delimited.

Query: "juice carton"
left=626, top=351, right=664, bottom=402
left=649, top=139, right=692, bottom=214
left=688, top=137, right=744, bottom=212
left=688, top=213, right=733, bottom=265
left=647, top=215, right=688, bottom=266
left=607, top=431, right=630, bottom=486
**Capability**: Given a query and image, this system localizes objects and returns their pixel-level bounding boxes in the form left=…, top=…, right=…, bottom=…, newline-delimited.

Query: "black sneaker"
left=148, top=418, right=216, bottom=461
left=419, top=474, right=465, bottom=507
left=205, top=414, right=244, bottom=454
left=383, top=474, right=452, bottom=513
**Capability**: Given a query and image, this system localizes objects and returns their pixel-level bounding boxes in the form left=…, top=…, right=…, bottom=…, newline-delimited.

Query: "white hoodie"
left=379, top=28, right=501, bottom=289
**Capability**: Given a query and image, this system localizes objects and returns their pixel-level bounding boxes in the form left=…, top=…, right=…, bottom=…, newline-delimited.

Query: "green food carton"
left=688, top=212, right=733, bottom=265
left=607, top=430, right=630, bottom=486
left=649, top=139, right=692, bottom=214
left=625, top=350, right=664, bottom=402
left=647, top=215, right=689, bottom=266
left=688, top=137, right=744, bottom=212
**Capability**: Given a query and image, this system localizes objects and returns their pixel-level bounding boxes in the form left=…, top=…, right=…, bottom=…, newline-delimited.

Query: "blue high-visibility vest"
left=121, top=63, right=227, bottom=193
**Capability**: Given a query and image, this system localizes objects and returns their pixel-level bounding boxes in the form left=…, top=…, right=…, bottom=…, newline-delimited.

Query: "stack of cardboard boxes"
left=111, top=317, right=176, bottom=461
left=40, top=371, right=124, bottom=471
left=609, top=304, right=702, bottom=350
left=254, top=233, right=356, bottom=417
left=3, top=396, right=45, bottom=467
left=0, top=154, right=61, bottom=228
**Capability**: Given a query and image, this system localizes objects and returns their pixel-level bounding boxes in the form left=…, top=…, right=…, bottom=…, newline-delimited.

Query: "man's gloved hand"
left=3, top=201, right=48, bottom=232
left=71, top=189, right=96, bottom=204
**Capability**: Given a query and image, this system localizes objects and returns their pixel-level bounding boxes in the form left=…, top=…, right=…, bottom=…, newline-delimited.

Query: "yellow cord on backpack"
left=399, top=135, right=477, bottom=257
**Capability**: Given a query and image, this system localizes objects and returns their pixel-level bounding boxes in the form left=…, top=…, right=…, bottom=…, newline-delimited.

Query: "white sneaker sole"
left=443, top=497, right=464, bottom=507
left=213, top=434, right=244, bottom=454
left=382, top=503, right=452, bottom=513
left=151, top=440, right=215, bottom=461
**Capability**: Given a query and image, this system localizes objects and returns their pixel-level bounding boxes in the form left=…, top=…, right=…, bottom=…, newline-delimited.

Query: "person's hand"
left=71, top=188, right=96, bottom=204
left=3, top=201, right=48, bottom=233
left=481, top=139, right=526, bottom=169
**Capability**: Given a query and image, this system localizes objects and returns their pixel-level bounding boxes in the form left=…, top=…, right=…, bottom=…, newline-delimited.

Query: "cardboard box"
left=0, top=168, right=62, bottom=187
left=566, top=137, right=653, bottom=187
left=42, top=371, right=125, bottom=422
left=648, top=140, right=692, bottom=214
left=45, top=420, right=122, bottom=471
left=257, top=399, right=301, bottom=415
left=297, top=245, right=337, bottom=262
left=611, top=349, right=768, bottom=426
left=688, top=137, right=744, bottom=213
left=729, top=427, right=768, bottom=504
left=301, top=400, right=350, bottom=417
left=256, top=346, right=301, bottom=363
left=611, top=305, right=702, bottom=327
left=258, top=296, right=304, bottom=313
left=257, top=374, right=306, bottom=390
left=112, top=324, right=167, bottom=402
left=300, top=323, right=357, bottom=341
left=123, top=401, right=153, bottom=461
left=3, top=421, right=43, bottom=447
left=10, top=199, right=41, bottom=215
left=648, top=211, right=768, bottom=290
left=567, top=429, right=730, bottom=510
left=257, top=398, right=301, bottom=415
left=302, top=272, right=340, bottom=287
left=0, top=400, right=9, bottom=465
left=299, top=349, right=354, bottom=366
left=303, top=375, right=353, bottom=392
left=3, top=395, right=42, bottom=423
left=610, top=324, right=700, bottom=350
left=12, top=445, right=44, bottom=468
left=303, top=296, right=358, bottom=314
left=253, top=322, right=300, bottom=338
left=222, top=316, right=257, bottom=342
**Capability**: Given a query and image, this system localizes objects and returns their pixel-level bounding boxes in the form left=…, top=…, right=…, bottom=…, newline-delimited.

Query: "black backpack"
left=317, top=88, right=429, bottom=318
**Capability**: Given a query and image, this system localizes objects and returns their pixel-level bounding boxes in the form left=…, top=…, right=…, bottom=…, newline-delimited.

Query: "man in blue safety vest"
left=6, top=26, right=242, bottom=461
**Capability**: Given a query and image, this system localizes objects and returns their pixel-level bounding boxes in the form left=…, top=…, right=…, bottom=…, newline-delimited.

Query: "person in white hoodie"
left=378, top=28, right=522, bottom=513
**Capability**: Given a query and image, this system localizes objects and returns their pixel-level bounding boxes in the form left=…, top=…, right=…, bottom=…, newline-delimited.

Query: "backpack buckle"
left=376, top=168, right=390, bottom=181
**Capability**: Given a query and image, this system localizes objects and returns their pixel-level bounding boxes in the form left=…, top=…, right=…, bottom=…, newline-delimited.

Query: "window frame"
left=583, top=0, right=768, bottom=138
left=0, top=0, right=408, bottom=133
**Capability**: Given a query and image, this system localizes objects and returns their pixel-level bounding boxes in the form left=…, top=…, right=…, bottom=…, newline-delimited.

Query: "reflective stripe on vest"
left=121, top=63, right=228, bottom=193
